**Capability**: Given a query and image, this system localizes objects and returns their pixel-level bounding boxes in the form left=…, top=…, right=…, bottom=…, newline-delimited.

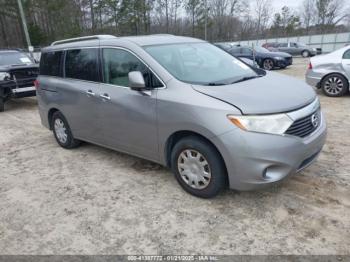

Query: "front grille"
left=285, top=109, right=321, bottom=138
left=11, top=68, right=38, bottom=80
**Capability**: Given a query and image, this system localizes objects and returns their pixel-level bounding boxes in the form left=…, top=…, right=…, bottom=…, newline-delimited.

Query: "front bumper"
left=212, top=112, right=327, bottom=191
left=275, top=57, right=293, bottom=68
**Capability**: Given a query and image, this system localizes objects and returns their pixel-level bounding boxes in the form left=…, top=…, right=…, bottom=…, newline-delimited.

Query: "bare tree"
left=254, top=0, right=272, bottom=38
left=315, top=0, right=346, bottom=32
left=300, top=0, right=315, bottom=34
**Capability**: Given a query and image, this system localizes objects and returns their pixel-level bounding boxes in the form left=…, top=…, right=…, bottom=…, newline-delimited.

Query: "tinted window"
left=343, top=49, right=350, bottom=59
left=40, top=51, right=63, bottom=76
left=229, top=47, right=241, bottom=55
left=65, top=49, right=99, bottom=82
left=241, top=48, right=253, bottom=55
left=279, top=43, right=288, bottom=47
left=102, top=48, right=163, bottom=88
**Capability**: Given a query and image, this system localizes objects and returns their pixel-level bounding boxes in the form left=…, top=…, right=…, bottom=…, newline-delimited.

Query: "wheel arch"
left=48, top=108, right=60, bottom=130
left=164, top=130, right=227, bottom=173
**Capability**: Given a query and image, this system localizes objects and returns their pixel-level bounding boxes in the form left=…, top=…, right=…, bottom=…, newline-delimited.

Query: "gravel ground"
left=0, top=58, right=349, bottom=255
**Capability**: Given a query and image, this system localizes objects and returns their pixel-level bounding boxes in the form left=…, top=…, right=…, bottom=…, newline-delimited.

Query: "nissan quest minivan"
left=36, top=35, right=327, bottom=198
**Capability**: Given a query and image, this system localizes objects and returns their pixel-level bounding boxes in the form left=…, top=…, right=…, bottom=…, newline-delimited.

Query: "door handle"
left=86, top=90, right=95, bottom=96
left=100, top=93, right=110, bottom=100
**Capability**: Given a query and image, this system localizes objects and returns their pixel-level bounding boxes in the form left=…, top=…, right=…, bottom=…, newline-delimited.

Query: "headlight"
left=274, top=56, right=284, bottom=60
left=227, top=114, right=293, bottom=135
left=0, top=72, right=10, bottom=81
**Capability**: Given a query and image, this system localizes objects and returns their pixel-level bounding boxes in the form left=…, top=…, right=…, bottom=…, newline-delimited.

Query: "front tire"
left=52, top=111, right=81, bottom=149
left=170, top=136, right=227, bottom=198
left=262, top=59, right=274, bottom=70
left=321, top=74, right=349, bottom=97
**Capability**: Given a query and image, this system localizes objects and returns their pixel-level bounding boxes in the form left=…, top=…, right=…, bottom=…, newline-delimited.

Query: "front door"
left=97, top=48, right=163, bottom=161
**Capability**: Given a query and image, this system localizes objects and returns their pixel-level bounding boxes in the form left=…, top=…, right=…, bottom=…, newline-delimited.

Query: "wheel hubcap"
left=324, top=77, right=343, bottom=95
left=177, top=149, right=211, bottom=190
left=263, top=60, right=273, bottom=70
left=54, top=118, right=68, bottom=144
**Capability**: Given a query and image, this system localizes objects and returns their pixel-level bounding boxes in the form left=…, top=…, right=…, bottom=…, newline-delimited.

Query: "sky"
left=271, top=0, right=304, bottom=12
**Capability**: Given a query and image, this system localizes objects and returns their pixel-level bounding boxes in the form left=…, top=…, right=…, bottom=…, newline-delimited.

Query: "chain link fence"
left=228, top=32, right=350, bottom=53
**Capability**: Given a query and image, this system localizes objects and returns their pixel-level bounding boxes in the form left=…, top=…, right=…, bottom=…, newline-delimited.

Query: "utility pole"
left=204, top=0, right=208, bottom=40
left=17, top=0, right=33, bottom=55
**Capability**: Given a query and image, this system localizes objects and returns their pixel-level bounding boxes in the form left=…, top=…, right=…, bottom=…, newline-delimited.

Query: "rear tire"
left=301, top=50, right=310, bottom=58
left=52, top=111, right=81, bottom=149
left=0, top=98, right=4, bottom=112
left=321, top=74, right=349, bottom=97
left=170, top=136, right=227, bottom=198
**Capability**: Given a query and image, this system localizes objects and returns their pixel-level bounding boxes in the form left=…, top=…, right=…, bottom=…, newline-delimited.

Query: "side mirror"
left=128, top=71, right=146, bottom=90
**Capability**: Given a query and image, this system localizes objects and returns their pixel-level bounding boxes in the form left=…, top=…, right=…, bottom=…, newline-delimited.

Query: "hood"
left=257, top=51, right=291, bottom=58
left=192, top=71, right=316, bottom=115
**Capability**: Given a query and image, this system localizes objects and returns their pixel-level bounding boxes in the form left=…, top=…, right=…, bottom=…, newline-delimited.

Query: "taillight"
left=308, top=62, right=312, bottom=69
left=34, top=79, right=39, bottom=89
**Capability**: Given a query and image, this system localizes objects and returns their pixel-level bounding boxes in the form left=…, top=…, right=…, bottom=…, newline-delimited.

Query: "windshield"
left=0, top=52, right=34, bottom=66
left=255, top=46, right=270, bottom=53
left=144, top=43, right=258, bottom=85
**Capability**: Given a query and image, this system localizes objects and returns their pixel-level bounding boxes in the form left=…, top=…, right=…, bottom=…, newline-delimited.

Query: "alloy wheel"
left=263, top=59, right=274, bottom=70
left=54, top=118, right=68, bottom=144
left=177, top=149, right=211, bottom=190
left=324, top=76, right=344, bottom=95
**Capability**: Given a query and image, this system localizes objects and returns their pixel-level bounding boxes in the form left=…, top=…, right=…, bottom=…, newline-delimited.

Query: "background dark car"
left=0, top=50, right=38, bottom=112
left=214, top=42, right=233, bottom=52
left=227, top=46, right=292, bottom=70
left=262, top=42, right=321, bottom=57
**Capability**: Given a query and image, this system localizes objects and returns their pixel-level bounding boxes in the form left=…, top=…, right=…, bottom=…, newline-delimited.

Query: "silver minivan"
left=36, top=35, right=327, bottom=198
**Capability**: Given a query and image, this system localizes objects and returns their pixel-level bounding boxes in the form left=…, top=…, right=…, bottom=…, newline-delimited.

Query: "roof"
left=118, top=34, right=204, bottom=46
left=44, top=34, right=204, bottom=52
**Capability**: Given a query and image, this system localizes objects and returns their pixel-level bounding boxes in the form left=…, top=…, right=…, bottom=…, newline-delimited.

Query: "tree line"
left=0, top=0, right=349, bottom=48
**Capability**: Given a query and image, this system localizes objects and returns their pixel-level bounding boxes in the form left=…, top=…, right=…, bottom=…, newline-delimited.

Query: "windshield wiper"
left=231, top=75, right=262, bottom=84
left=207, top=82, right=226, bottom=86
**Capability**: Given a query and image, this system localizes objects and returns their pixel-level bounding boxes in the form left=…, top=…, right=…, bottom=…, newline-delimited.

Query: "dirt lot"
left=0, top=58, right=349, bottom=255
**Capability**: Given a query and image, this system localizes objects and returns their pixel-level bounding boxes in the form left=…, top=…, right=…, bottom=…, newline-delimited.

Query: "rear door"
left=342, top=48, right=350, bottom=79
left=60, top=48, right=101, bottom=141
left=97, top=47, right=162, bottom=161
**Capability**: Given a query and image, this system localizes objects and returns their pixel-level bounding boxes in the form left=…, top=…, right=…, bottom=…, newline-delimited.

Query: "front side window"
left=40, top=51, right=63, bottom=76
left=102, top=48, right=163, bottom=88
left=65, top=49, right=99, bottom=82
left=144, top=42, right=258, bottom=85
left=343, top=49, right=350, bottom=59
left=241, top=48, right=253, bottom=55
left=279, top=43, right=288, bottom=47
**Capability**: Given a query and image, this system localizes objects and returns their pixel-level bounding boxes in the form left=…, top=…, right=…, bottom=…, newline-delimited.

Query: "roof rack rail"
left=51, top=35, right=117, bottom=46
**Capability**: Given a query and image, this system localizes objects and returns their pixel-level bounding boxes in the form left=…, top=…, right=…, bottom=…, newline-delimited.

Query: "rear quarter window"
left=65, top=49, right=99, bottom=82
left=40, top=51, right=63, bottom=76
left=343, top=49, right=350, bottom=59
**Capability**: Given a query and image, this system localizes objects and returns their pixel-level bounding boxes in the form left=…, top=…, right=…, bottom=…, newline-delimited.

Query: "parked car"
left=227, top=46, right=292, bottom=70
left=263, top=42, right=319, bottom=57
left=238, top=57, right=260, bottom=68
left=0, top=50, right=38, bottom=112
left=37, top=35, right=326, bottom=198
left=306, top=45, right=350, bottom=97
left=213, top=42, right=233, bottom=52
